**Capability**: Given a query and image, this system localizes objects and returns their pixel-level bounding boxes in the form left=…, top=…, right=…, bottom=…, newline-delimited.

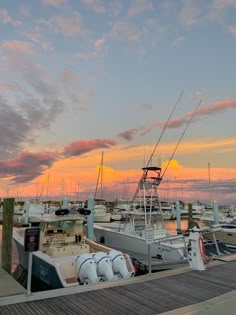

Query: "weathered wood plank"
left=1, top=261, right=236, bottom=314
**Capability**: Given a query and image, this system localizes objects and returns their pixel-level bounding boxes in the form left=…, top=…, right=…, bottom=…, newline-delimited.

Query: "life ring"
left=198, top=236, right=209, bottom=266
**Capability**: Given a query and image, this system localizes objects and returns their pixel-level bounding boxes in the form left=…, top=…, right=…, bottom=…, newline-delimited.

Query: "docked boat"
left=85, top=198, right=111, bottom=223
left=203, top=218, right=236, bottom=250
left=94, top=167, right=189, bottom=263
left=13, top=208, right=135, bottom=289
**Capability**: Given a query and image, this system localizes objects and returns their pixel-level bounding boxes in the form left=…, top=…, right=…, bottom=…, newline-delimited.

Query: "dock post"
left=87, top=194, right=94, bottom=240
left=62, top=197, right=69, bottom=209
left=1, top=197, right=15, bottom=274
left=176, top=201, right=182, bottom=234
left=148, top=244, right=152, bottom=274
left=188, top=203, right=192, bottom=217
left=213, top=200, right=219, bottom=224
left=24, top=201, right=30, bottom=224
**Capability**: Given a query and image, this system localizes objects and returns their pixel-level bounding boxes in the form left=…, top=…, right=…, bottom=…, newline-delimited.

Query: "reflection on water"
left=0, top=219, right=194, bottom=272
left=0, top=225, right=19, bottom=271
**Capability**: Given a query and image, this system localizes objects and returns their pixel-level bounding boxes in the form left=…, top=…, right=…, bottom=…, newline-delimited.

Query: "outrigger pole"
left=132, top=90, right=184, bottom=202
left=161, top=98, right=202, bottom=180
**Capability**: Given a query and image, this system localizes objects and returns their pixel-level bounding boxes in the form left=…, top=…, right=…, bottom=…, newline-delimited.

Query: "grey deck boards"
left=1, top=261, right=236, bottom=315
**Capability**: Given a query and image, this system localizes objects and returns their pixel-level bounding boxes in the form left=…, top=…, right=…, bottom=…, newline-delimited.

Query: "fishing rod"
left=132, top=90, right=184, bottom=201
left=160, top=98, right=202, bottom=181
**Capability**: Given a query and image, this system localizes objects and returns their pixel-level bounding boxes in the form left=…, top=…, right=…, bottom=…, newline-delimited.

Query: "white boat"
left=13, top=208, right=135, bottom=289
left=85, top=198, right=111, bottom=223
left=17, top=199, right=47, bottom=224
left=203, top=218, right=236, bottom=250
left=94, top=167, right=189, bottom=263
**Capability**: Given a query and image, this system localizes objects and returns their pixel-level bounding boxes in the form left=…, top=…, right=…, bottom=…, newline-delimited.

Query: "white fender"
left=76, top=253, right=100, bottom=284
left=108, top=250, right=132, bottom=279
left=93, top=252, right=118, bottom=281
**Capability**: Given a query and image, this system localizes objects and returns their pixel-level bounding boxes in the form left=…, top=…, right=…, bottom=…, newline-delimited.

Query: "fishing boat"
left=13, top=208, right=135, bottom=289
left=94, top=166, right=189, bottom=263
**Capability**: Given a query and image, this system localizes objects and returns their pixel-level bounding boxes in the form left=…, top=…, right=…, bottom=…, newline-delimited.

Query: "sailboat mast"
left=94, top=151, right=104, bottom=199
left=208, top=162, right=212, bottom=207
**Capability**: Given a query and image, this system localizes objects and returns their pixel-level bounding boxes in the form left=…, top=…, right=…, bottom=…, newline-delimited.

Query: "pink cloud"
left=190, top=99, right=236, bottom=116
left=128, top=0, right=154, bottom=17
left=118, top=127, right=145, bottom=141
left=0, top=9, right=21, bottom=27
left=1, top=40, right=37, bottom=56
left=81, top=0, right=122, bottom=15
left=0, top=151, right=59, bottom=184
left=64, top=139, right=118, bottom=157
left=118, top=98, right=236, bottom=140
left=228, top=25, right=236, bottom=37
left=110, top=21, right=140, bottom=41
left=180, top=0, right=200, bottom=27
left=38, top=13, right=84, bottom=37
left=161, top=99, right=236, bottom=130
left=94, top=37, right=105, bottom=50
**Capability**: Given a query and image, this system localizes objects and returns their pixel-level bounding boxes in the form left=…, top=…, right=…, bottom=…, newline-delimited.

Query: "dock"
left=1, top=256, right=236, bottom=314
left=0, top=268, right=25, bottom=297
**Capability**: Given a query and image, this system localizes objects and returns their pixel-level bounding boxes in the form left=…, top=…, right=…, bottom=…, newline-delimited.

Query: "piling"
left=87, top=194, right=94, bottom=240
left=24, top=200, right=30, bottom=224
left=1, top=198, right=15, bottom=274
left=188, top=203, right=193, bottom=217
left=175, top=201, right=182, bottom=234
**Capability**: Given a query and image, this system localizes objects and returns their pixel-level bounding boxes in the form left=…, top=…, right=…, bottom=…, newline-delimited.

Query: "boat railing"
left=152, top=233, right=190, bottom=262
left=152, top=226, right=227, bottom=262
left=198, top=226, right=227, bottom=256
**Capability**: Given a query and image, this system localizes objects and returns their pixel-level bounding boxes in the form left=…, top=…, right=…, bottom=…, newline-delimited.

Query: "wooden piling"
left=188, top=203, right=192, bottom=217
left=1, top=198, right=15, bottom=274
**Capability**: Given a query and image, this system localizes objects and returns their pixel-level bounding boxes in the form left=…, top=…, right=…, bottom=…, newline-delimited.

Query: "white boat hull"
left=94, top=225, right=187, bottom=261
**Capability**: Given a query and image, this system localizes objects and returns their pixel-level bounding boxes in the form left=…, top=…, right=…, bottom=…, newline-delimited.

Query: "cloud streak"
left=0, top=151, right=58, bottom=184
left=63, top=139, right=118, bottom=157
left=0, top=138, right=118, bottom=184
left=1, top=40, right=37, bottom=56
left=117, top=99, right=236, bottom=140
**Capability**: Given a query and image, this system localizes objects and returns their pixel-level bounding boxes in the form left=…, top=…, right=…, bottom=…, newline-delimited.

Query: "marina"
left=1, top=196, right=236, bottom=314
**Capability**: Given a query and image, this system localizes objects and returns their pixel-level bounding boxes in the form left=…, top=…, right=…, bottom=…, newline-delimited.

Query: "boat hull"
left=94, top=226, right=186, bottom=261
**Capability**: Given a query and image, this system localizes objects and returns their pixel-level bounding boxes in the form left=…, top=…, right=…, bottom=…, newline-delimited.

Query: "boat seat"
left=58, top=259, right=77, bottom=285
left=47, top=244, right=90, bottom=257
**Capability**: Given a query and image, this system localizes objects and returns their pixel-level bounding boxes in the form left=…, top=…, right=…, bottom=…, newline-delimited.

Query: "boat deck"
left=1, top=256, right=236, bottom=314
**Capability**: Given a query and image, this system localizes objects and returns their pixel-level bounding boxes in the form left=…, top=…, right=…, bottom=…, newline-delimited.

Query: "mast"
left=208, top=162, right=212, bottom=207
left=94, top=151, right=104, bottom=199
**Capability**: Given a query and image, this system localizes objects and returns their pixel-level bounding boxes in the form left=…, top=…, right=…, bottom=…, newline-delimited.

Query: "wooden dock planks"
left=1, top=261, right=236, bottom=314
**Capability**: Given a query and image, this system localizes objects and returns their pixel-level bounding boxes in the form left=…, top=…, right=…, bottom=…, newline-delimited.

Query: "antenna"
left=161, top=98, right=202, bottom=180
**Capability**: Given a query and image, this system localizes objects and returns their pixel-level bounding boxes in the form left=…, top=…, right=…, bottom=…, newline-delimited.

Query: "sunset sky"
left=0, top=0, right=236, bottom=205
